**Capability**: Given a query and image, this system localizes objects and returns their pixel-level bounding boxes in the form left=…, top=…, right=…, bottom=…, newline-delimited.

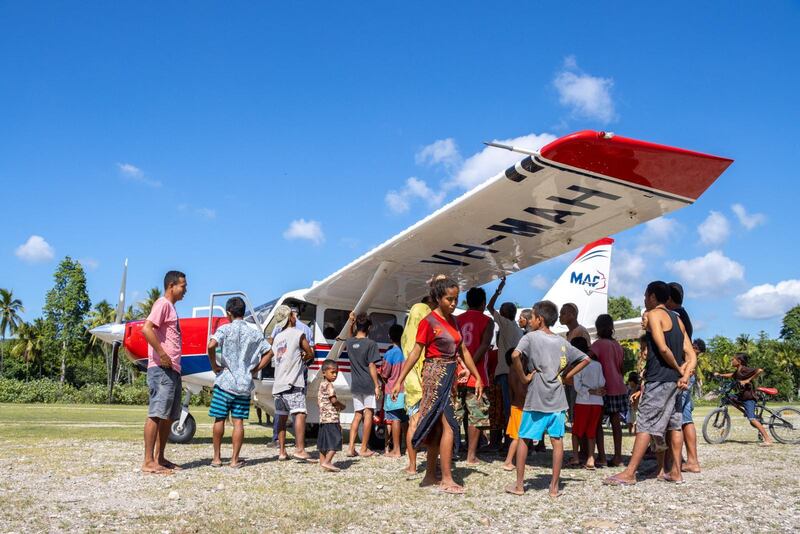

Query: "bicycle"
left=702, top=380, right=800, bottom=445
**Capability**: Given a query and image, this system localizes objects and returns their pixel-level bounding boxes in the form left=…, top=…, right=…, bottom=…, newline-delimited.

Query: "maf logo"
left=569, top=270, right=608, bottom=295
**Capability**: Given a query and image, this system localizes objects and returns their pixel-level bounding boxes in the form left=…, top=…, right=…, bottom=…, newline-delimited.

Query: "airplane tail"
left=542, top=237, right=613, bottom=330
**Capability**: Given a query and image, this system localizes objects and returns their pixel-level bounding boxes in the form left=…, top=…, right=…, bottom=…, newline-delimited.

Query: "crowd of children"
left=137, top=273, right=773, bottom=496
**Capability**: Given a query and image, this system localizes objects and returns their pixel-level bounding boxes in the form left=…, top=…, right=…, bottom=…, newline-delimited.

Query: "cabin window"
left=323, top=308, right=351, bottom=340
left=368, top=312, right=397, bottom=344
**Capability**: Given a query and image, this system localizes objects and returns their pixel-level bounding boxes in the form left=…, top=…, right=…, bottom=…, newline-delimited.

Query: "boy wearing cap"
left=261, top=305, right=316, bottom=461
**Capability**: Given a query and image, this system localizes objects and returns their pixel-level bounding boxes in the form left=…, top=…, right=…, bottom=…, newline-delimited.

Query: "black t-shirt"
left=346, top=337, right=382, bottom=395
left=733, top=366, right=758, bottom=400
left=645, top=309, right=685, bottom=383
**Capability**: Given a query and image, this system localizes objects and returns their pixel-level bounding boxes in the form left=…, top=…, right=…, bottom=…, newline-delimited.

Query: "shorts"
left=680, top=375, right=696, bottom=425
left=352, top=392, right=376, bottom=412
left=208, top=386, right=251, bottom=420
left=637, top=381, right=683, bottom=438
left=147, top=366, right=182, bottom=420
left=506, top=405, right=523, bottom=439
left=604, top=394, right=628, bottom=415
left=406, top=401, right=420, bottom=418
left=317, top=422, right=342, bottom=452
left=494, top=374, right=511, bottom=420
left=385, top=408, right=408, bottom=422
left=455, top=386, right=490, bottom=428
left=518, top=410, right=566, bottom=441
left=488, top=385, right=503, bottom=431
left=572, top=404, right=603, bottom=439
left=274, top=387, right=307, bottom=416
left=742, top=399, right=757, bottom=420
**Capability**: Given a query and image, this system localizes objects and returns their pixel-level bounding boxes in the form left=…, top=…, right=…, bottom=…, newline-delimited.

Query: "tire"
left=169, top=413, right=196, bottom=444
left=768, top=407, right=800, bottom=444
left=357, top=421, right=386, bottom=451
left=702, top=407, right=731, bottom=444
left=306, top=423, right=319, bottom=440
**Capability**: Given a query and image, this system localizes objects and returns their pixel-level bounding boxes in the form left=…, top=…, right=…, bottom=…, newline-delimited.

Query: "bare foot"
left=681, top=463, right=701, bottom=473
left=609, top=457, right=624, bottom=467
left=439, top=483, right=465, bottom=494
left=465, top=458, right=484, bottom=466
left=384, top=452, right=402, bottom=459
left=502, top=463, right=515, bottom=472
left=359, top=449, right=376, bottom=458
left=158, top=459, right=183, bottom=470
left=142, top=462, right=172, bottom=475
left=419, top=476, right=440, bottom=488
left=404, top=467, right=417, bottom=475
left=549, top=490, right=564, bottom=498
left=504, top=483, right=524, bottom=496
left=320, top=463, right=341, bottom=472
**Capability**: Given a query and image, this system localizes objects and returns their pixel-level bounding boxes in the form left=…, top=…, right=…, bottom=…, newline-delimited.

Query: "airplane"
left=90, top=129, right=732, bottom=443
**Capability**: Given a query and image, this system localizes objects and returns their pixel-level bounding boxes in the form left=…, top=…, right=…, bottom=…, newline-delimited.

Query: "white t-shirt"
left=574, top=360, right=606, bottom=406
left=272, top=327, right=306, bottom=394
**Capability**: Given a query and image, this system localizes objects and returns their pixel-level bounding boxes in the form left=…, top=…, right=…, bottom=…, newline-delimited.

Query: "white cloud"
left=530, top=274, right=550, bottom=290
left=636, top=217, right=679, bottom=256
left=735, top=279, right=800, bottom=319
left=553, top=56, right=615, bottom=124
left=195, top=207, right=216, bottom=219
left=668, top=250, right=745, bottom=297
left=385, top=177, right=446, bottom=214
left=15, top=235, right=55, bottom=263
left=283, top=219, right=325, bottom=245
left=610, top=248, right=647, bottom=300
left=78, top=258, right=99, bottom=271
left=449, top=132, right=557, bottom=190
left=731, top=203, right=766, bottom=230
left=697, top=211, right=730, bottom=247
left=117, top=162, right=162, bottom=188
left=415, top=138, right=461, bottom=169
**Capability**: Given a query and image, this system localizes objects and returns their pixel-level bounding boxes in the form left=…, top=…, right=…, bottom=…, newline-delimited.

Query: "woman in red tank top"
left=392, top=275, right=484, bottom=495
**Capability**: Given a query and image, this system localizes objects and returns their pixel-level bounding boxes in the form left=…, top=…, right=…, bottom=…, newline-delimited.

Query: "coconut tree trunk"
left=60, top=340, right=66, bottom=385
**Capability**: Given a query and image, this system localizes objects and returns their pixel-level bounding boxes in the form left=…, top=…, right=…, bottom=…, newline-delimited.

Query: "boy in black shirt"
left=713, top=353, right=773, bottom=446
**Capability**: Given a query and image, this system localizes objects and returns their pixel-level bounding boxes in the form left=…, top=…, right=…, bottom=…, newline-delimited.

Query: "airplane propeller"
left=108, top=259, right=127, bottom=404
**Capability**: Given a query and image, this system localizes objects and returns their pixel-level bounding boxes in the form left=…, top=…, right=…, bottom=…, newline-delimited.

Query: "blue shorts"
left=742, top=399, right=757, bottom=420
left=209, top=386, right=251, bottom=420
left=518, top=410, right=566, bottom=441
left=385, top=408, right=408, bottom=422
left=680, top=375, right=695, bottom=425
left=406, top=401, right=420, bottom=418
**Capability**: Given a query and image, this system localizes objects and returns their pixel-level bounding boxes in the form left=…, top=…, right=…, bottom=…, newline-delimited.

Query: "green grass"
left=0, top=403, right=272, bottom=442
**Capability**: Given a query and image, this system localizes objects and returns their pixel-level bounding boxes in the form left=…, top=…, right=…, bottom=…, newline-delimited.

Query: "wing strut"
left=326, top=260, right=399, bottom=362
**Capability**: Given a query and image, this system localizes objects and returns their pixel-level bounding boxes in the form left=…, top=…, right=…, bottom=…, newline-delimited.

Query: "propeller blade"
left=114, top=258, right=128, bottom=324
left=108, top=341, right=121, bottom=404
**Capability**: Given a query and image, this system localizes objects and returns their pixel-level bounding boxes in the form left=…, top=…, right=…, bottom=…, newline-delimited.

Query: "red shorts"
left=572, top=404, right=602, bottom=439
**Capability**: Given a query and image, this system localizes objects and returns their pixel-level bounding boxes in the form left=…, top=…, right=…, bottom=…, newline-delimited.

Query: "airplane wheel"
left=169, top=414, right=196, bottom=444
left=306, top=423, right=319, bottom=439
left=358, top=422, right=386, bottom=451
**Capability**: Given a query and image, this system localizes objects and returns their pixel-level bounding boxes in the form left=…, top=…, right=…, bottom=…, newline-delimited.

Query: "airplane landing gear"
left=169, top=386, right=199, bottom=444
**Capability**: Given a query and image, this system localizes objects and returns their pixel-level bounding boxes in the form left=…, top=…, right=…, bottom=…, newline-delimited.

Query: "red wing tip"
left=574, top=237, right=614, bottom=261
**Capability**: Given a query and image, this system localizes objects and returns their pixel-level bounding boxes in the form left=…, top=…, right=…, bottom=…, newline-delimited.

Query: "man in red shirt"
left=456, top=287, right=495, bottom=465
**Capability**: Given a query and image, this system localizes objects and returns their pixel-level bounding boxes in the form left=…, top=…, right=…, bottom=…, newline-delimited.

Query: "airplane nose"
left=89, top=323, right=125, bottom=345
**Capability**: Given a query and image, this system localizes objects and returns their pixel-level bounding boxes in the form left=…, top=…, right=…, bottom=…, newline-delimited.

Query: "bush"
left=0, top=378, right=212, bottom=406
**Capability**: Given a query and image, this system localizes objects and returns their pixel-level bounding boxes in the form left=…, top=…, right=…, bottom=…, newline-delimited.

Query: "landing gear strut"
left=169, top=388, right=198, bottom=444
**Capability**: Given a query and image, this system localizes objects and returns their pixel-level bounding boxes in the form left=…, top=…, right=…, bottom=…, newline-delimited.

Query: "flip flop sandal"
left=229, top=460, right=246, bottom=469
left=292, top=453, right=316, bottom=462
left=502, top=465, right=516, bottom=472
left=142, top=468, right=173, bottom=475
left=660, top=474, right=686, bottom=484
left=602, top=475, right=636, bottom=486
left=584, top=464, right=597, bottom=471
left=277, top=455, right=290, bottom=461
left=438, top=484, right=465, bottom=495
left=210, top=462, right=223, bottom=468
left=504, top=484, right=525, bottom=496
left=548, top=491, right=565, bottom=499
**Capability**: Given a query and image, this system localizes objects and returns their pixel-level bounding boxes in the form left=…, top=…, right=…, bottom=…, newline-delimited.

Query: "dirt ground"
left=0, top=404, right=798, bottom=533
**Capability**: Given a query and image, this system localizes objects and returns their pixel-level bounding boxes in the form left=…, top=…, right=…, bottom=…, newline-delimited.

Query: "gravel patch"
left=1, top=433, right=798, bottom=533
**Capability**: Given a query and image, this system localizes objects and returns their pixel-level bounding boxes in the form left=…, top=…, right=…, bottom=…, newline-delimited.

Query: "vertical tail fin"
left=542, top=237, right=613, bottom=329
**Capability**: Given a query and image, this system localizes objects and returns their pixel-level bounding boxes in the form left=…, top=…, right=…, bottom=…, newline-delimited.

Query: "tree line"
left=1, top=259, right=799, bottom=401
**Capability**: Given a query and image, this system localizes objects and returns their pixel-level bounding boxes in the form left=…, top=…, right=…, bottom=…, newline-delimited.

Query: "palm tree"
left=86, top=300, right=118, bottom=389
left=138, top=287, right=161, bottom=318
left=0, top=288, right=24, bottom=373
left=11, top=319, right=45, bottom=378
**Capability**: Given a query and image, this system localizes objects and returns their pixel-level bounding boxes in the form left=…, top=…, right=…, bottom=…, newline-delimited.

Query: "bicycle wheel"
left=702, top=407, right=731, bottom=444
left=769, top=407, right=800, bottom=444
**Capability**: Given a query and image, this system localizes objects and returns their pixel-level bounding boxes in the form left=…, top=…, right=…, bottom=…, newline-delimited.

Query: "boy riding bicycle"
left=713, top=352, right=773, bottom=446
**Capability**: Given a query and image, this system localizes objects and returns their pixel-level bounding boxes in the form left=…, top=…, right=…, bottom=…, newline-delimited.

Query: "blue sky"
left=2, top=2, right=799, bottom=339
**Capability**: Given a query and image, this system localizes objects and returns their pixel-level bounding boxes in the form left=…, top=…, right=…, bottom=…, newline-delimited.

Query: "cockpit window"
left=246, top=299, right=278, bottom=328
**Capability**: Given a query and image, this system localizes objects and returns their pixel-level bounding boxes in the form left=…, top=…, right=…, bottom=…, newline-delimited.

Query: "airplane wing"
left=304, top=130, right=733, bottom=310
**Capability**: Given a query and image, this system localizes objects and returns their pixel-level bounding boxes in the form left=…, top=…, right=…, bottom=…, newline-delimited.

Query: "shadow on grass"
left=178, top=454, right=279, bottom=470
